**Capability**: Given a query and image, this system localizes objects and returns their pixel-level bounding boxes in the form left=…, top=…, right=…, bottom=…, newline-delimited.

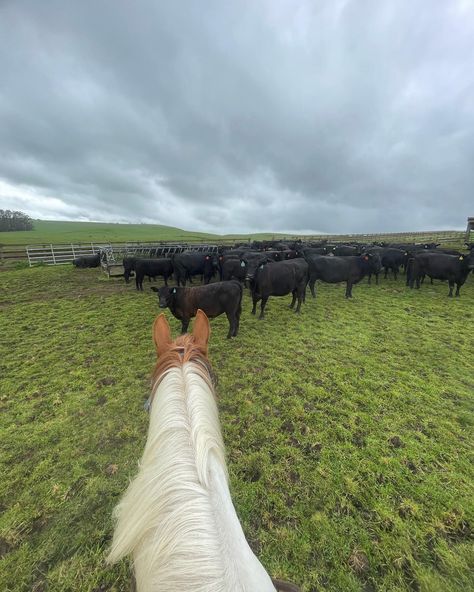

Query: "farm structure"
left=466, top=216, right=474, bottom=241
left=24, top=242, right=220, bottom=276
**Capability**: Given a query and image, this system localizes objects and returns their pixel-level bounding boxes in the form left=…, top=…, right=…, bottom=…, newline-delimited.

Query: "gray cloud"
left=0, top=0, right=473, bottom=234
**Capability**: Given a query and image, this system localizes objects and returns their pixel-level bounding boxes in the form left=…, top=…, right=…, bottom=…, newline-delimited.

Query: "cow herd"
left=72, top=239, right=474, bottom=338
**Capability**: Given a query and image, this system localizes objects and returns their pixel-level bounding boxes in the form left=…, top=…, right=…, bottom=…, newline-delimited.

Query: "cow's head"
left=151, top=286, right=178, bottom=308
left=461, top=250, right=474, bottom=270
left=241, top=254, right=272, bottom=281
left=361, top=252, right=382, bottom=273
left=204, top=254, right=219, bottom=271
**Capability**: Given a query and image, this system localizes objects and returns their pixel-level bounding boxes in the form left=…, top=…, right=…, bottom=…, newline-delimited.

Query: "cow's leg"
left=259, top=296, right=269, bottom=319
left=295, top=289, right=304, bottom=313
left=367, top=273, right=371, bottom=285
left=308, top=278, right=316, bottom=298
left=225, top=312, right=233, bottom=338
left=181, top=318, right=190, bottom=333
left=251, top=293, right=259, bottom=315
left=384, top=267, right=388, bottom=279
left=447, top=281, right=454, bottom=297
left=233, top=311, right=240, bottom=337
left=375, top=272, right=379, bottom=285
left=345, top=281, right=353, bottom=298
left=393, top=267, right=398, bottom=281
left=136, top=274, right=141, bottom=291
left=164, top=274, right=168, bottom=286
left=455, top=283, right=461, bottom=297
left=289, top=290, right=296, bottom=309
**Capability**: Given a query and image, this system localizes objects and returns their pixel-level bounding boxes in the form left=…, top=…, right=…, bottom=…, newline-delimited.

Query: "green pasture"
left=1, top=265, right=473, bottom=592
left=0, top=220, right=217, bottom=245
left=0, top=219, right=284, bottom=246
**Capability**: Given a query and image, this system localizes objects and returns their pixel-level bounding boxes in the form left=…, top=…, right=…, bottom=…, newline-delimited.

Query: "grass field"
left=0, top=220, right=219, bottom=245
left=1, top=264, right=473, bottom=592
left=0, top=219, right=286, bottom=246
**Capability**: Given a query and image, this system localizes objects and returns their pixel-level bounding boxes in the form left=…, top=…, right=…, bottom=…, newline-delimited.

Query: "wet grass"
left=1, top=265, right=473, bottom=591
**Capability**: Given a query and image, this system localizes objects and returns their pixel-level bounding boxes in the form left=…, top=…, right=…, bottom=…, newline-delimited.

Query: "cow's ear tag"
left=172, top=287, right=177, bottom=294
left=205, top=256, right=209, bottom=260
left=459, top=256, right=464, bottom=260
left=240, top=261, right=246, bottom=267
left=259, top=264, right=264, bottom=269
left=364, top=256, right=369, bottom=261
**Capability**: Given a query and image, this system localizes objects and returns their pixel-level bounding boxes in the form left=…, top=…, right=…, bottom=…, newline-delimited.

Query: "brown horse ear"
left=192, top=309, right=210, bottom=352
left=153, top=314, right=172, bottom=356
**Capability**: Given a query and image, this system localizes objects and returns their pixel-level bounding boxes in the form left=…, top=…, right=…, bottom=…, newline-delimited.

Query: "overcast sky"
left=0, top=1, right=473, bottom=234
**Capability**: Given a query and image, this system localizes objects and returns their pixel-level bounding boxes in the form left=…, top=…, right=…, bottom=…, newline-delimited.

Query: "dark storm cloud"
left=0, top=0, right=473, bottom=233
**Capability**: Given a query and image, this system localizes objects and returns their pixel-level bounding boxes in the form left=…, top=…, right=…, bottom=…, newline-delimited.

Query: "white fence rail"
left=26, top=243, right=111, bottom=266
left=26, top=242, right=220, bottom=268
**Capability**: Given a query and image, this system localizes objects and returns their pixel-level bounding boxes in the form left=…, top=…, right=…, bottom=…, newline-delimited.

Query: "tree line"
left=0, top=210, right=34, bottom=232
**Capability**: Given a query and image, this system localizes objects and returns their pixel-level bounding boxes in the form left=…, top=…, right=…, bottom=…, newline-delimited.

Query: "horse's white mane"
left=107, top=362, right=275, bottom=592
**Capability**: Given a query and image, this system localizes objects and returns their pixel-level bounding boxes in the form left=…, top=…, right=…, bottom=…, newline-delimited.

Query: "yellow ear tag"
left=459, top=256, right=464, bottom=260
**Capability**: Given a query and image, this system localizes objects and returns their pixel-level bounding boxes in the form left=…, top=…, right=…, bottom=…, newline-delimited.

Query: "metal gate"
left=26, top=243, right=111, bottom=266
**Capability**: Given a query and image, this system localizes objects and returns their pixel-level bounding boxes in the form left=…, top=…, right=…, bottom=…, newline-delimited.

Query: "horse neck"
left=109, top=362, right=275, bottom=592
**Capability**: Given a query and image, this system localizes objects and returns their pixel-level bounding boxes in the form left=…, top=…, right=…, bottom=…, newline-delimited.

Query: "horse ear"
left=193, top=309, right=210, bottom=352
left=153, top=314, right=172, bottom=356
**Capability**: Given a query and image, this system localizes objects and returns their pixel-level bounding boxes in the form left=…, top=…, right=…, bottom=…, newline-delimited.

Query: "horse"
left=107, top=310, right=300, bottom=592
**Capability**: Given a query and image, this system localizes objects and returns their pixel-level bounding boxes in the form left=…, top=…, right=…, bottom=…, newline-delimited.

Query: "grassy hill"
left=0, top=220, right=218, bottom=245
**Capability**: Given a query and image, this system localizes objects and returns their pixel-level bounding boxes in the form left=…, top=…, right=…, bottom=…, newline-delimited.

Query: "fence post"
left=91, top=242, right=96, bottom=254
left=71, top=244, right=76, bottom=258
left=51, top=244, right=56, bottom=264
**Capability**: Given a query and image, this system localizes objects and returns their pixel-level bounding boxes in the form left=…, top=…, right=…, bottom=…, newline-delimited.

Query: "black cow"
left=251, top=258, right=308, bottom=319
left=306, top=253, right=381, bottom=298
left=72, top=254, right=100, bottom=268
left=217, top=250, right=246, bottom=279
left=365, top=247, right=407, bottom=284
left=222, top=258, right=247, bottom=282
left=173, top=252, right=218, bottom=286
left=407, top=252, right=474, bottom=296
left=151, top=280, right=243, bottom=338
left=263, top=250, right=283, bottom=261
left=123, top=257, right=138, bottom=283
left=331, top=245, right=361, bottom=256
left=301, top=247, right=328, bottom=257
left=134, top=258, right=174, bottom=291
left=281, top=249, right=303, bottom=260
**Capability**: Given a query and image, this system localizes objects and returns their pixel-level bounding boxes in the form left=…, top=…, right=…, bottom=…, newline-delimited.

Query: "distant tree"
left=0, top=210, right=34, bottom=232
